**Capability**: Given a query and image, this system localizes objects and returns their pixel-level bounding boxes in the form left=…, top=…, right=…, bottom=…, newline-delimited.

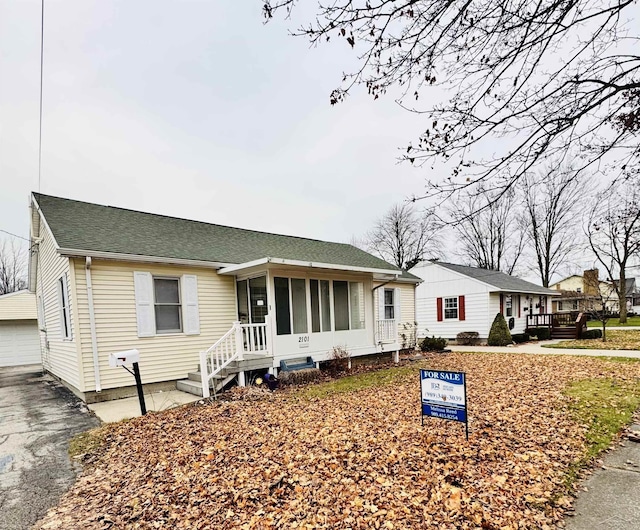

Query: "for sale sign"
left=420, top=369, right=468, bottom=438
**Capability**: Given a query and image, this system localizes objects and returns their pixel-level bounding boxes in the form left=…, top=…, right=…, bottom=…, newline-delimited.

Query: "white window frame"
left=58, top=274, right=72, bottom=340
left=153, top=276, right=183, bottom=334
left=310, top=278, right=332, bottom=333
left=444, top=297, right=458, bottom=320
left=384, top=288, right=395, bottom=320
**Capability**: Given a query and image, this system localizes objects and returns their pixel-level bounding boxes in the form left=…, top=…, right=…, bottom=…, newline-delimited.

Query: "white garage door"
left=0, top=320, right=41, bottom=367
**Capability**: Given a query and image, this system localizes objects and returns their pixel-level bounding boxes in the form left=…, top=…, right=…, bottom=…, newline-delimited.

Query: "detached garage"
left=0, top=290, right=41, bottom=367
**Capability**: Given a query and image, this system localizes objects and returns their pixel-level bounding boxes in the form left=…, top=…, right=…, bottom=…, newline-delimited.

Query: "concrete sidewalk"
left=448, top=341, right=640, bottom=358
left=566, top=424, right=640, bottom=529
left=88, top=389, right=200, bottom=423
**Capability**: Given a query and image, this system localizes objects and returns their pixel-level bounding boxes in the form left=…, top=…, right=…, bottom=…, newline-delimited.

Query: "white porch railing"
left=199, top=321, right=269, bottom=398
left=376, top=319, right=397, bottom=343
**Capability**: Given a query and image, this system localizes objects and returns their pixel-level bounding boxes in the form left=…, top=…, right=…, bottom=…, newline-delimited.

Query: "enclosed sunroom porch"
left=186, top=258, right=410, bottom=397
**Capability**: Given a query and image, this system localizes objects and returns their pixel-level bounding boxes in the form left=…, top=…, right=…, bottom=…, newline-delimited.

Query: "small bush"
left=528, top=327, right=551, bottom=340
left=420, top=336, right=448, bottom=351
left=326, top=346, right=351, bottom=375
left=536, top=327, right=551, bottom=340
left=511, top=333, right=530, bottom=344
left=581, top=329, right=603, bottom=340
left=456, top=331, right=480, bottom=345
left=487, top=313, right=512, bottom=346
left=278, top=368, right=321, bottom=386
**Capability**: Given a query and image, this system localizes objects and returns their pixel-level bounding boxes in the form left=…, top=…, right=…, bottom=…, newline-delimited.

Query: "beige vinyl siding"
left=73, top=260, right=237, bottom=391
left=373, top=281, right=417, bottom=344
left=0, top=291, right=37, bottom=320
left=36, top=221, right=81, bottom=388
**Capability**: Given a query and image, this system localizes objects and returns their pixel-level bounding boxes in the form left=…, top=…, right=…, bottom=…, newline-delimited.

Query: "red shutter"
left=436, top=297, right=443, bottom=322
left=458, top=296, right=466, bottom=321
left=500, top=293, right=504, bottom=315
left=518, top=295, right=521, bottom=318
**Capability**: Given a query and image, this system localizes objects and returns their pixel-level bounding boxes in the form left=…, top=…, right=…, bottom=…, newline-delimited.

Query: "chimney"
left=583, top=269, right=599, bottom=296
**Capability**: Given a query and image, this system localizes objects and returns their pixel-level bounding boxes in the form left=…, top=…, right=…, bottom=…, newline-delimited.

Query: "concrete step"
left=188, top=371, right=229, bottom=383
left=178, top=373, right=239, bottom=397
left=176, top=379, right=204, bottom=397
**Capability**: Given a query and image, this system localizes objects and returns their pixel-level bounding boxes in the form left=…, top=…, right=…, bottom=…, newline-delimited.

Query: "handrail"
left=200, top=321, right=270, bottom=398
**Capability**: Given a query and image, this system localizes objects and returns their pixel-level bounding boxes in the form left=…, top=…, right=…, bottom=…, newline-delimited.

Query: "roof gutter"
left=218, top=257, right=401, bottom=277
left=85, top=257, right=101, bottom=393
left=58, top=248, right=231, bottom=270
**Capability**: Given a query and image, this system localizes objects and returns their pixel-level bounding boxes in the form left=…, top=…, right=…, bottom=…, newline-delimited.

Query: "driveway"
left=0, top=365, right=100, bottom=530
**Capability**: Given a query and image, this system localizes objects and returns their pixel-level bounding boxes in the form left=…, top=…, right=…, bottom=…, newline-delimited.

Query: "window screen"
left=333, top=281, right=349, bottom=331
left=291, top=278, right=308, bottom=334
left=349, top=282, right=364, bottom=329
left=274, top=277, right=291, bottom=335
left=154, top=278, right=182, bottom=333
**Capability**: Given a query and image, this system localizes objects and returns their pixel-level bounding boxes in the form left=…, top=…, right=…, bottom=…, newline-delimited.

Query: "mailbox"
left=109, top=349, right=140, bottom=367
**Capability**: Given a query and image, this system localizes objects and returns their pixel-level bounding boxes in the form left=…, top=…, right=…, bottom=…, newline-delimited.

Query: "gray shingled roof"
left=434, top=262, right=555, bottom=295
left=33, top=193, right=401, bottom=272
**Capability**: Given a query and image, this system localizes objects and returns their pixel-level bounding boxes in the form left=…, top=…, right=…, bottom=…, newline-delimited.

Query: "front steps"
left=551, top=327, right=580, bottom=339
left=176, top=369, right=237, bottom=397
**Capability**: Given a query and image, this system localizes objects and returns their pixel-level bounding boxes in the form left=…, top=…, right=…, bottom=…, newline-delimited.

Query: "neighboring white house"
left=410, top=261, right=558, bottom=340
left=29, top=193, right=420, bottom=402
left=0, top=290, right=41, bottom=367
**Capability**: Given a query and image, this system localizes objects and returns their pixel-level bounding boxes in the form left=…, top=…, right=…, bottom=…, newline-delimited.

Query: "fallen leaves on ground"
left=36, top=353, right=640, bottom=529
left=547, top=329, right=640, bottom=350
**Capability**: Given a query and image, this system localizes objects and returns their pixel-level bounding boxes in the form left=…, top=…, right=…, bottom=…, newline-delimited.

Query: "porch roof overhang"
left=217, top=257, right=401, bottom=280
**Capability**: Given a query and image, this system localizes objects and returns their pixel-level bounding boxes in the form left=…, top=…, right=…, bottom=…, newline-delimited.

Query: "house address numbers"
left=298, top=335, right=310, bottom=348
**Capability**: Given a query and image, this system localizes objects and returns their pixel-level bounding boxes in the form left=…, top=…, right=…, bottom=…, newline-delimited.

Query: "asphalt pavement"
left=0, top=365, right=100, bottom=530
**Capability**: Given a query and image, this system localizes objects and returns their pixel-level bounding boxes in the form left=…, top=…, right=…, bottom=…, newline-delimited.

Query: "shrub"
left=511, top=333, right=530, bottom=344
left=278, top=368, right=321, bottom=386
left=487, top=313, right=512, bottom=346
left=581, top=329, right=603, bottom=340
left=456, top=331, right=480, bottom=345
left=420, top=336, right=448, bottom=352
left=528, top=327, right=551, bottom=340
left=535, top=327, right=551, bottom=340
left=326, top=346, right=351, bottom=375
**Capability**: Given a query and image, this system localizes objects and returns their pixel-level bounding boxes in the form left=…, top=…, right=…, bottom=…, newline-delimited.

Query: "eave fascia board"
left=218, top=257, right=401, bottom=277
left=489, top=288, right=561, bottom=296
left=57, top=248, right=231, bottom=269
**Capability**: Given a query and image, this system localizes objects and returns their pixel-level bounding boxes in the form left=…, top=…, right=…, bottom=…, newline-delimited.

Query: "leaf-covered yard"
left=38, top=353, right=640, bottom=530
left=543, top=329, right=640, bottom=350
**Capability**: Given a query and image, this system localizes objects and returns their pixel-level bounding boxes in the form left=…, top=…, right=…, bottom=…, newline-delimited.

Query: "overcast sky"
left=0, top=0, right=436, bottom=246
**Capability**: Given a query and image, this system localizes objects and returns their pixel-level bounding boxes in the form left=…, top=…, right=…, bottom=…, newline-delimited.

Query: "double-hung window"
left=444, top=297, right=458, bottom=319
left=384, top=289, right=395, bottom=320
left=154, top=277, right=182, bottom=333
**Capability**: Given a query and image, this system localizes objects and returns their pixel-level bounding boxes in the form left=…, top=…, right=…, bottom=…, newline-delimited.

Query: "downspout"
left=85, top=257, right=101, bottom=392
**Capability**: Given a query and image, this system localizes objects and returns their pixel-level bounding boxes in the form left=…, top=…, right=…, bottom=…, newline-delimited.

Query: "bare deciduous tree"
left=0, top=238, right=27, bottom=295
left=520, top=166, right=584, bottom=287
left=586, top=178, right=640, bottom=324
left=449, top=190, right=525, bottom=275
left=366, top=203, right=441, bottom=269
left=265, top=1, right=640, bottom=202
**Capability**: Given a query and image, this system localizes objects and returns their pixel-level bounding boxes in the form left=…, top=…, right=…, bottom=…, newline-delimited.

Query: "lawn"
left=543, top=329, right=640, bottom=350
left=37, top=353, right=640, bottom=530
left=587, top=316, right=640, bottom=327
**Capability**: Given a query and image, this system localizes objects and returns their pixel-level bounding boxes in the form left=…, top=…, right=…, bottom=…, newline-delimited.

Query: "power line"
left=38, top=0, right=45, bottom=192
left=0, top=229, right=31, bottom=242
